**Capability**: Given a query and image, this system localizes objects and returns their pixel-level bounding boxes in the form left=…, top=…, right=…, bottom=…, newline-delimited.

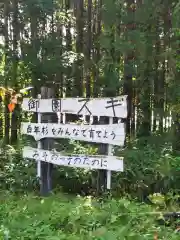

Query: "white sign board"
left=21, top=122, right=125, bottom=146
left=22, top=96, right=127, bottom=118
left=23, top=147, right=124, bottom=171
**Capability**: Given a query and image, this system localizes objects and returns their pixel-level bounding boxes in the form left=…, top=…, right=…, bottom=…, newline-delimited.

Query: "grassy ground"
left=0, top=192, right=178, bottom=240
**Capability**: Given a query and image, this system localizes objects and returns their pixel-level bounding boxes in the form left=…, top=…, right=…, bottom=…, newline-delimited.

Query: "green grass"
left=0, top=192, right=178, bottom=240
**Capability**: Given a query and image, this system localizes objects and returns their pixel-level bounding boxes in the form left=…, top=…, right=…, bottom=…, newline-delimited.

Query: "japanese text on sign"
left=21, top=122, right=125, bottom=146
left=22, top=96, right=127, bottom=118
left=23, top=147, right=124, bottom=172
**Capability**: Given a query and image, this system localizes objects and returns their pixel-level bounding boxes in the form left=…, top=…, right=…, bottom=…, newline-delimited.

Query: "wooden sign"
left=22, top=96, right=127, bottom=118
left=21, top=122, right=125, bottom=146
left=23, top=147, right=124, bottom=172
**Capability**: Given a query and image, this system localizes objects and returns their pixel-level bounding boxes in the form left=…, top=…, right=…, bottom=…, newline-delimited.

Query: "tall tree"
left=4, top=0, right=10, bottom=144
left=84, top=0, right=92, bottom=97
left=11, top=0, right=19, bottom=144
left=73, top=0, right=84, bottom=97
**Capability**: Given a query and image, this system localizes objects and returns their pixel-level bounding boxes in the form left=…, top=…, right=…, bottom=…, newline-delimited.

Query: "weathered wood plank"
left=23, top=147, right=124, bottom=172
left=21, top=122, right=125, bottom=146
left=22, top=96, right=127, bottom=118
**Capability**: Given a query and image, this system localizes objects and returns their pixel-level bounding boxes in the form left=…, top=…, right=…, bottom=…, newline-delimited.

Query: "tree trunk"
left=85, top=0, right=92, bottom=97
left=73, top=0, right=84, bottom=97
left=4, top=0, right=10, bottom=144
left=123, top=0, right=134, bottom=141
left=11, top=0, right=19, bottom=145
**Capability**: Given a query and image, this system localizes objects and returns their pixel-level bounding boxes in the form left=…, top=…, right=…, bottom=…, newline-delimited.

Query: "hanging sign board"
left=23, top=147, right=124, bottom=172
left=22, top=96, right=127, bottom=118
left=21, top=122, right=125, bottom=146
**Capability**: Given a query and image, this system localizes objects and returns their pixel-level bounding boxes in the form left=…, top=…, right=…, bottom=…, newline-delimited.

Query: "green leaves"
left=0, top=193, right=178, bottom=240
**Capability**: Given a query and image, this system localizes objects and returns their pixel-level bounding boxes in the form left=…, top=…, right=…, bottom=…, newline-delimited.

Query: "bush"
left=1, top=135, right=180, bottom=199
left=0, top=193, right=179, bottom=240
left=113, top=137, right=180, bottom=200
left=0, top=144, right=37, bottom=193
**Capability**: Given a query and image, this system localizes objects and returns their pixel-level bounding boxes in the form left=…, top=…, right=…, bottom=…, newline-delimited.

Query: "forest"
left=0, top=0, right=180, bottom=239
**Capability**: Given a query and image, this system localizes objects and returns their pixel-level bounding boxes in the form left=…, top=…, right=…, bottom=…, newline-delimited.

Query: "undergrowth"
left=0, top=192, right=179, bottom=240
left=1, top=137, right=180, bottom=199
left=0, top=137, right=180, bottom=239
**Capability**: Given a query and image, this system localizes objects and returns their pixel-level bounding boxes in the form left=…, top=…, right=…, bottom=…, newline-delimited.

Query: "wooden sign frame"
left=21, top=90, right=127, bottom=195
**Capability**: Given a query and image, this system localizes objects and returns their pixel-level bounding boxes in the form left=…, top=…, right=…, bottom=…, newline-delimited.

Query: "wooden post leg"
left=40, top=87, right=54, bottom=196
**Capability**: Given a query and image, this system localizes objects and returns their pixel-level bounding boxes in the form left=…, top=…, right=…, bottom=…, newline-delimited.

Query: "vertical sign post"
left=97, top=116, right=108, bottom=195
left=107, top=117, right=113, bottom=189
left=40, top=87, right=54, bottom=196
left=37, top=94, right=41, bottom=178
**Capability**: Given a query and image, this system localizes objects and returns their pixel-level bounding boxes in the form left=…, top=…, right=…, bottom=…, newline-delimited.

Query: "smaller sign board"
left=23, top=147, right=124, bottom=172
left=21, top=122, right=125, bottom=146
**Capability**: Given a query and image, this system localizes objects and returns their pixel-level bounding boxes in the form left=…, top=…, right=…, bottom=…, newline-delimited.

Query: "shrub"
left=113, top=136, right=180, bottom=200
left=0, top=144, right=37, bottom=193
left=0, top=193, right=179, bottom=239
left=1, top=135, right=180, bottom=199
